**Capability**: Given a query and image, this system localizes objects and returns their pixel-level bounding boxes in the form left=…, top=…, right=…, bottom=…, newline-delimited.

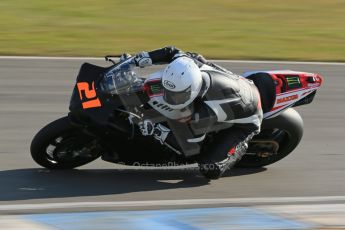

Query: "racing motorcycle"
left=30, top=56, right=323, bottom=170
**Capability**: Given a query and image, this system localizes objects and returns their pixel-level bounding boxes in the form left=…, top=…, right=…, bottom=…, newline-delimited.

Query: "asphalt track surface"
left=0, top=58, right=344, bottom=213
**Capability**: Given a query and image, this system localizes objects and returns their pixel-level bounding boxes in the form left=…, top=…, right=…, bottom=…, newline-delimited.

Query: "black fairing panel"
left=69, top=62, right=149, bottom=134
left=69, top=63, right=108, bottom=110
left=69, top=63, right=122, bottom=126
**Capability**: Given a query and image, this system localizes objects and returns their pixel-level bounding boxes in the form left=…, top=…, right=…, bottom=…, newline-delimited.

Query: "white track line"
left=1, top=196, right=345, bottom=211
left=0, top=217, right=49, bottom=230
left=0, top=56, right=102, bottom=61
left=0, top=56, right=345, bottom=65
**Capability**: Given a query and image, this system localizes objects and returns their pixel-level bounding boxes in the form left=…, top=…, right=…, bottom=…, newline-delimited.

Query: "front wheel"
left=30, top=117, right=103, bottom=169
left=237, top=108, right=304, bottom=168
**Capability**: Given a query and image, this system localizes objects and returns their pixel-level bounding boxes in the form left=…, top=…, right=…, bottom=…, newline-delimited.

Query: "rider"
left=129, top=46, right=263, bottom=179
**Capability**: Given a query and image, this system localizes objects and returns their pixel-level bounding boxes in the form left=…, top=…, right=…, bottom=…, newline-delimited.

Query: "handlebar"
left=105, top=55, right=121, bottom=65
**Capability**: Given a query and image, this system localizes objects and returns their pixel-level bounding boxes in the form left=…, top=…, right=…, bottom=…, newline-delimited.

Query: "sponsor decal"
left=163, top=80, right=176, bottom=89
left=285, top=76, right=302, bottom=89
left=145, top=81, right=163, bottom=98
left=276, top=94, right=298, bottom=104
left=150, top=84, right=162, bottom=94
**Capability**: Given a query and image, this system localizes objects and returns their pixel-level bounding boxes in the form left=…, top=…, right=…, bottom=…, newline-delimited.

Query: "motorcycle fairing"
left=243, top=70, right=323, bottom=118
left=69, top=63, right=127, bottom=127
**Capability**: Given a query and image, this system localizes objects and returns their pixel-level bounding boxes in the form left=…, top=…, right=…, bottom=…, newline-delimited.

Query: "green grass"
left=1, top=0, right=345, bottom=61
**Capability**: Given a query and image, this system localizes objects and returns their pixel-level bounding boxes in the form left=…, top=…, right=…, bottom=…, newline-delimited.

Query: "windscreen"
left=100, top=62, right=143, bottom=95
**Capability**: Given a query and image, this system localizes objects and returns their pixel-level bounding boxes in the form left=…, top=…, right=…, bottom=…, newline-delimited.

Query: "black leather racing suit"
left=142, top=46, right=263, bottom=179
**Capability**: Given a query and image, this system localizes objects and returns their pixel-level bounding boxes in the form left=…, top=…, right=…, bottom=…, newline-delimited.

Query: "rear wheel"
left=30, top=117, right=103, bottom=169
left=237, top=108, right=303, bottom=168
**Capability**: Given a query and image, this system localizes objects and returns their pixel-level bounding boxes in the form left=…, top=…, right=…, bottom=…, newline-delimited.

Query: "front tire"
left=30, top=117, right=102, bottom=169
left=237, top=108, right=303, bottom=168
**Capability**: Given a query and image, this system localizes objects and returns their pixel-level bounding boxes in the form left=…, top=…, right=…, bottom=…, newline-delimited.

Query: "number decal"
left=76, top=81, right=102, bottom=109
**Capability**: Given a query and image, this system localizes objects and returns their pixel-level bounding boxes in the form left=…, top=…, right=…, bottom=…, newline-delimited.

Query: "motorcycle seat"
left=246, top=72, right=276, bottom=113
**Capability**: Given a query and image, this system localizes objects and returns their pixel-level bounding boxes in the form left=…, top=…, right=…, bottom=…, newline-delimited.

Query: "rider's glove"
left=138, top=119, right=155, bottom=136
left=134, top=51, right=152, bottom=68
left=187, top=52, right=207, bottom=64
left=120, top=53, right=132, bottom=62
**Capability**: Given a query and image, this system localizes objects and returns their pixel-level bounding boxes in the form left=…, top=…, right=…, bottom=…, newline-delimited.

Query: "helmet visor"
left=163, top=86, right=191, bottom=106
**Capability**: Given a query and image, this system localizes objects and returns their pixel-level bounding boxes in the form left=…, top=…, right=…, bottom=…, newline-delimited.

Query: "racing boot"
left=198, top=128, right=256, bottom=179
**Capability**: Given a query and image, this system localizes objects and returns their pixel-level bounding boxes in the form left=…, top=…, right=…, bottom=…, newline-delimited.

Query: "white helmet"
left=162, top=57, right=203, bottom=110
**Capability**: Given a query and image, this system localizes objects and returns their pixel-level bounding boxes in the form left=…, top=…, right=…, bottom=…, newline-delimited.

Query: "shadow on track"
left=0, top=167, right=266, bottom=201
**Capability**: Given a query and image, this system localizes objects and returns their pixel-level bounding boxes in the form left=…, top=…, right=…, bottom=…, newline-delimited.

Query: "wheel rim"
left=247, top=128, right=291, bottom=158
left=45, top=132, right=102, bottom=165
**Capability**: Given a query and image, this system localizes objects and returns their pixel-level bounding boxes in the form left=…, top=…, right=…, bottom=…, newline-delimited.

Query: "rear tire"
left=237, top=108, right=303, bottom=168
left=30, top=117, right=102, bottom=169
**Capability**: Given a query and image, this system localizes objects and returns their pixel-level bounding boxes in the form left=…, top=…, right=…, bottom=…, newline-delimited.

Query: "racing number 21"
left=76, top=81, right=102, bottom=109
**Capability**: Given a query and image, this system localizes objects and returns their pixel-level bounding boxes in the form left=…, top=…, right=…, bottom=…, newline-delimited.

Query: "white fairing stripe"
left=263, top=89, right=317, bottom=118
left=204, top=98, right=241, bottom=121
left=264, top=104, right=293, bottom=119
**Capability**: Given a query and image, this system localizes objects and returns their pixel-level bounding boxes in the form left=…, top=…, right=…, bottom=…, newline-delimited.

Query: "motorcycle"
left=30, top=56, right=323, bottom=171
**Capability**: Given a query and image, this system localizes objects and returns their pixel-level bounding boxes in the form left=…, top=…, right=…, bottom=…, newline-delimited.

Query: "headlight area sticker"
left=77, top=81, right=102, bottom=109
